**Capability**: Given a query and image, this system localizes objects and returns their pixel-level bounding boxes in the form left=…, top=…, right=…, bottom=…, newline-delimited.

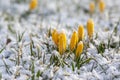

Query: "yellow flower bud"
left=87, top=19, right=94, bottom=38
left=89, top=2, right=95, bottom=13
left=58, top=34, right=64, bottom=55
left=76, top=41, right=83, bottom=58
left=58, top=32, right=67, bottom=55
left=78, top=25, right=84, bottom=41
left=61, top=32, right=67, bottom=51
left=70, top=31, right=78, bottom=51
left=52, top=29, right=59, bottom=46
left=99, top=0, right=105, bottom=13
left=29, top=0, right=38, bottom=10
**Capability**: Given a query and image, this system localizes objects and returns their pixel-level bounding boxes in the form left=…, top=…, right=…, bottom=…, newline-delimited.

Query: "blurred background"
left=0, top=0, right=120, bottom=31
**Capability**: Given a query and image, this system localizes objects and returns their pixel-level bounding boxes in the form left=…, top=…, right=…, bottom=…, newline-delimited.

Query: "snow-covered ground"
left=0, top=0, right=120, bottom=80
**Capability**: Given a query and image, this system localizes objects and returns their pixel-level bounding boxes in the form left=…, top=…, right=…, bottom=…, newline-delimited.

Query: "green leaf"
left=97, top=42, right=105, bottom=55
left=71, top=62, right=75, bottom=71
left=0, top=47, right=5, bottom=54
left=0, top=73, right=2, bottom=80
left=83, top=58, right=93, bottom=64
left=30, top=42, right=35, bottom=56
left=8, top=24, right=16, bottom=34
left=36, top=70, right=42, bottom=78
left=31, top=61, right=35, bottom=80
left=78, top=58, right=93, bottom=69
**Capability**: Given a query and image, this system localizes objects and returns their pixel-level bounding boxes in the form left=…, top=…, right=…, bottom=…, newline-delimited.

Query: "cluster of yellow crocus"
left=51, top=26, right=85, bottom=57
left=51, top=18, right=94, bottom=57
left=99, top=0, right=105, bottom=13
left=89, top=2, right=95, bottom=14
left=52, top=29, right=67, bottom=55
left=51, top=20, right=94, bottom=58
left=29, top=0, right=38, bottom=10
left=87, top=19, right=94, bottom=39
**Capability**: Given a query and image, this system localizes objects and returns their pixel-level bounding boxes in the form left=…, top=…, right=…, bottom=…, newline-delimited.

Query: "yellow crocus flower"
left=58, top=32, right=67, bottom=55
left=76, top=41, right=83, bottom=58
left=99, top=0, right=105, bottom=13
left=61, top=32, right=67, bottom=51
left=78, top=25, right=84, bottom=41
left=58, top=34, right=64, bottom=55
left=87, top=19, right=94, bottom=38
left=29, top=0, right=38, bottom=10
left=52, top=29, right=59, bottom=46
left=70, top=31, right=78, bottom=51
left=89, top=2, right=95, bottom=13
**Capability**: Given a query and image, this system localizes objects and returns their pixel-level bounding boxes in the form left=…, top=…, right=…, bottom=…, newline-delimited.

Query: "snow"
left=0, top=0, right=120, bottom=80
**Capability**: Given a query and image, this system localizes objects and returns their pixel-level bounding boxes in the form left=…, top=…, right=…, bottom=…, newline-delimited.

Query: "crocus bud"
left=70, top=31, right=78, bottom=51
left=89, top=2, right=95, bottom=14
left=99, top=0, right=105, bottom=13
left=76, top=41, right=83, bottom=58
left=61, top=32, right=67, bottom=51
left=29, top=0, right=38, bottom=10
left=78, top=25, right=84, bottom=41
left=52, top=29, right=59, bottom=46
left=58, top=32, right=67, bottom=55
left=87, top=19, right=94, bottom=38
